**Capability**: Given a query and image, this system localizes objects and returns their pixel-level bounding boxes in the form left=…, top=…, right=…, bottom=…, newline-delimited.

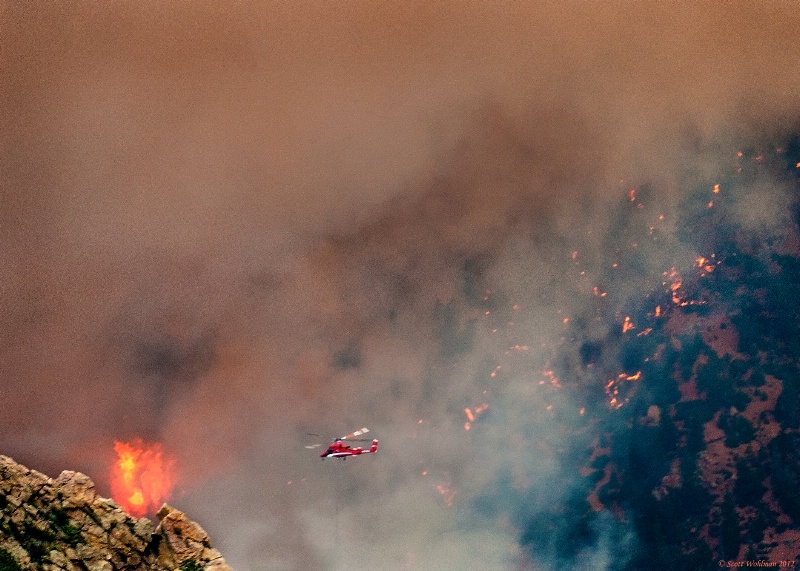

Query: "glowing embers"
left=695, top=254, right=718, bottom=275
left=605, top=371, right=641, bottom=410
left=707, top=181, right=724, bottom=207
left=464, top=403, right=489, bottom=431
left=665, top=268, right=685, bottom=305
left=663, top=267, right=708, bottom=307
left=622, top=316, right=635, bottom=334
left=111, top=438, right=175, bottom=517
left=434, top=483, right=456, bottom=507
left=421, top=470, right=457, bottom=507
left=505, top=345, right=530, bottom=355
left=539, top=369, right=562, bottom=389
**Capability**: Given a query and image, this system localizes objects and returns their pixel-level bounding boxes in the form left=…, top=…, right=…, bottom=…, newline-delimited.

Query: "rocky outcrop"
left=0, top=455, right=232, bottom=571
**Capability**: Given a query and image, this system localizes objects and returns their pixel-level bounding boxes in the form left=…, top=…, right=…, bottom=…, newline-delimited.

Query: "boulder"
left=0, top=455, right=233, bottom=571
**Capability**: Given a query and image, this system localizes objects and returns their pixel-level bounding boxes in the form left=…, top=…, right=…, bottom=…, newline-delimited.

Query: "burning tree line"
left=457, top=130, right=800, bottom=568
left=580, top=136, right=797, bottom=567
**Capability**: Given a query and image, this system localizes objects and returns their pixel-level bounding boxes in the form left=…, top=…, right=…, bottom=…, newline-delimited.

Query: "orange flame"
left=622, top=316, right=635, bottom=333
left=464, top=407, right=475, bottom=423
left=605, top=372, right=642, bottom=409
left=463, top=403, right=489, bottom=431
left=696, top=255, right=716, bottom=274
left=665, top=268, right=683, bottom=304
left=111, top=439, right=174, bottom=517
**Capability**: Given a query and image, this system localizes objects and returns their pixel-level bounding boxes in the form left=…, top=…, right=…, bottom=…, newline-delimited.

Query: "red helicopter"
left=307, top=427, right=379, bottom=460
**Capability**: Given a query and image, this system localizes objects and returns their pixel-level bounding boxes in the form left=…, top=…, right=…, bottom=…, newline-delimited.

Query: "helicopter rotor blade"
left=341, top=427, right=369, bottom=440
left=304, top=432, right=324, bottom=449
left=305, top=428, right=372, bottom=449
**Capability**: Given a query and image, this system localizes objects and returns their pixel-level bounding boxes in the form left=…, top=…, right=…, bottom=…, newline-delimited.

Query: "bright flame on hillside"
left=605, top=371, right=642, bottom=409
left=622, top=316, right=635, bottom=333
left=464, top=403, right=489, bottom=431
left=111, top=439, right=175, bottom=517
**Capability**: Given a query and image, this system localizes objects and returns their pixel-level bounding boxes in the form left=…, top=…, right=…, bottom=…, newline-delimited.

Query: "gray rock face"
left=0, top=455, right=233, bottom=571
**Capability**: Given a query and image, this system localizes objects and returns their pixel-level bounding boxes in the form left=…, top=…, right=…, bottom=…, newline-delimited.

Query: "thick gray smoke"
left=3, top=3, right=800, bottom=569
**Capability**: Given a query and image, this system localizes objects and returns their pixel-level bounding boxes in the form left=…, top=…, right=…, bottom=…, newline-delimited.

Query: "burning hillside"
left=471, top=132, right=800, bottom=568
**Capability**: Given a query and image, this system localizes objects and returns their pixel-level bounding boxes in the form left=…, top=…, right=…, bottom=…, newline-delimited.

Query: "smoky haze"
left=3, top=3, right=800, bottom=569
